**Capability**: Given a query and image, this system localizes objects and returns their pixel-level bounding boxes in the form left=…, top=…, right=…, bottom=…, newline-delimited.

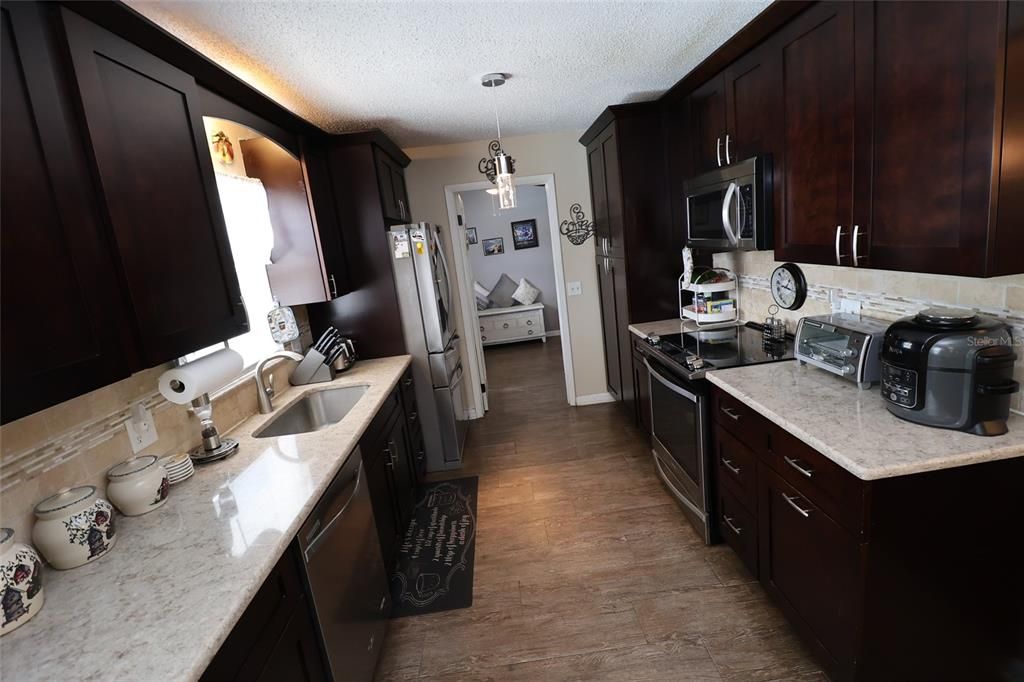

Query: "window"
left=185, top=173, right=280, bottom=369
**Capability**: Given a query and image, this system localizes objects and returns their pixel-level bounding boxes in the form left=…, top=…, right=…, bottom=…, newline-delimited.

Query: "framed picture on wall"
left=466, top=227, right=478, bottom=245
left=511, top=219, right=539, bottom=249
left=482, top=237, right=504, bottom=256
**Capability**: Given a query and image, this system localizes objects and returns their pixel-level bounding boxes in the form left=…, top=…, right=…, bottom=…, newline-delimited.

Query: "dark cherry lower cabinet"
left=710, top=386, right=1024, bottom=681
left=203, top=544, right=327, bottom=682
left=361, top=368, right=422, bottom=567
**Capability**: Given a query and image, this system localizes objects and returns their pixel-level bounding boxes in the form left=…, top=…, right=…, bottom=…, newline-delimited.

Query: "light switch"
left=567, top=281, right=583, bottom=296
left=126, top=401, right=158, bottom=453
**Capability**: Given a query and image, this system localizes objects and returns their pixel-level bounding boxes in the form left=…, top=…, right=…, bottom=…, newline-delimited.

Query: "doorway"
left=442, top=175, right=575, bottom=418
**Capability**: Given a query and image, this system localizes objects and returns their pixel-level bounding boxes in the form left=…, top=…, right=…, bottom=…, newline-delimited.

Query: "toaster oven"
left=794, top=313, right=890, bottom=390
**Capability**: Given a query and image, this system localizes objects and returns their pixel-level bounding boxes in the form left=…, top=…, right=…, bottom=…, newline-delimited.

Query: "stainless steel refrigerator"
left=388, top=223, right=467, bottom=471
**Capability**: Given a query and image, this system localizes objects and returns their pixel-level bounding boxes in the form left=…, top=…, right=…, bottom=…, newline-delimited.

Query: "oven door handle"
left=644, top=357, right=698, bottom=403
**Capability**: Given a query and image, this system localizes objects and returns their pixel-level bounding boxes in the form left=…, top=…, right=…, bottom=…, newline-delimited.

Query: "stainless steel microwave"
left=684, top=156, right=772, bottom=251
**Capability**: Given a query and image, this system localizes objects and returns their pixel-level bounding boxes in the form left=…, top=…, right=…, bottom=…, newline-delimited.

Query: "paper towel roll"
left=158, top=349, right=244, bottom=405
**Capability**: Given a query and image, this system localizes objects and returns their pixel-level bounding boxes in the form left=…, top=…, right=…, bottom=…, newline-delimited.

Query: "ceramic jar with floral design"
left=32, top=486, right=116, bottom=570
left=107, top=455, right=169, bottom=516
left=0, top=529, right=44, bottom=635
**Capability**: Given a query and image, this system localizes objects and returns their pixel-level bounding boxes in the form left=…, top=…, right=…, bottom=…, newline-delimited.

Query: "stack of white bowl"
left=158, top=452, right=195, bottom=485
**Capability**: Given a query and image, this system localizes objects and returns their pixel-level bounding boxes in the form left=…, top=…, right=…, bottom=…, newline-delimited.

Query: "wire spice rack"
left=679, top=267, right=740, bottom=328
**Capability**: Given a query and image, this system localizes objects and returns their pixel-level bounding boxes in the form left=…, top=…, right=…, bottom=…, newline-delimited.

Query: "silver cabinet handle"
left=723, top=514, right=742, bottom=535
left=853, top=224, right=865, bottom=266
left=379, top=595, right=388, bottom=611
left=399, top=199, right=406, bottom=219
left=835, top=225, right=848, bottom=265
left=782, top=492, right=812, bottom=517
left=367, top=634, right=375, bottom=651
left=603, top=257, right=610, bottom=275
left=329, top=274, right=338, bottom=297
left=716, top=136, right=722, bottom=167
left=601, top=236, right=609, bottom=257
left=720, top=405, right=742, bottom=421
left=725, top=133, right=731, bottom=165
left=721, top=457, right=742, bottom=476
left=784, top=455, right=814, bottom=478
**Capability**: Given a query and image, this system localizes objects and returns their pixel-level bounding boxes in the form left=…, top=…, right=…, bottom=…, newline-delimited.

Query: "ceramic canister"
left=107, top=455, right=169, bottom=516
left=0, top=529, right=44, bottom=636
left=32, top=486, right=117, bottom=570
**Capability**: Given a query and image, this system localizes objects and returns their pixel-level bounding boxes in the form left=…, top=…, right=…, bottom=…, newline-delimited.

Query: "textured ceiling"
left=128, top=0, right=771, bottom=147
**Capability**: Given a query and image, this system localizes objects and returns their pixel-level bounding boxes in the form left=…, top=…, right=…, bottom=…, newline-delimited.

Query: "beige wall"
left=404, top=131, right=608, bottom=399
left=714, top=251, right=1024, bottom=413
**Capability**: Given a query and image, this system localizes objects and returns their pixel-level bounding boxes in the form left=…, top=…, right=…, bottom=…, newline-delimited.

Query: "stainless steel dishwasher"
left=297, top=447, right=391, bottom=681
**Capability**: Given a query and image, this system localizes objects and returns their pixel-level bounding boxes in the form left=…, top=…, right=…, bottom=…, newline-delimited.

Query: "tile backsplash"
left=713, top=251, right=1024, bottom=414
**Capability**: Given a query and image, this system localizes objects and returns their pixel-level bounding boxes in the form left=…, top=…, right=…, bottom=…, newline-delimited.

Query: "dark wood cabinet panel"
left=365, top=435, right=400, bottom=567
left=723, top=42, right=781, bottom=165
left=688, top=75, right=727, bottom=172
left=587, top=128, right=612, bottom=247
left=994, top=1, right=1024, bottom=275
left=717, top=482, right=757, bottom=577
left=0, top=2, right=133, bottom=423
left=596, top=257, right=622, bottom=401
left=758, top=465, right=861, bottom=669
left=300, top=142, right=352, bottom=298
left=203, top=544, right=325, bottom=682
left=631, top=344, right=651, bottom=436
left=852, top=0, right=1004, bottom=275
left=61, top=8, right=247, bottom=365
left=374, top=148, right=409, bottom=222
left=773, top=1, right=856, bottom=266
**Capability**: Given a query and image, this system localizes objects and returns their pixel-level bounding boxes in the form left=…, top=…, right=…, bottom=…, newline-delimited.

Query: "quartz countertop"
left=706, top=361, right=1024, bottom=480
left=0, top=355, right=411, bottom=682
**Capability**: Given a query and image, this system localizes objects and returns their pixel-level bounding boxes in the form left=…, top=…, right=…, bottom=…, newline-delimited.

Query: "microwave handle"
left=721, top=182, right=739, bottom=246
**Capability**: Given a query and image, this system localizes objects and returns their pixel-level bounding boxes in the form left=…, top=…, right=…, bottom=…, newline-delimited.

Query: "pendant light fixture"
left=478, top=73, right=517, bottom=210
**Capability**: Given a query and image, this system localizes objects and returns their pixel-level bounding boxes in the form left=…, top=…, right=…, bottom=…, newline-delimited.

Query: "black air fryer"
left=881, top=308, right=1019, bottom=436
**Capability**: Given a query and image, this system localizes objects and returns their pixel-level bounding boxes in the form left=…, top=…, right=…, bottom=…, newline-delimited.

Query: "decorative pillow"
left=474, top=281, right=491, bottom=311
left=512, top=278, right=540, bottom=306
left=487, top=273, right=519, bottom=309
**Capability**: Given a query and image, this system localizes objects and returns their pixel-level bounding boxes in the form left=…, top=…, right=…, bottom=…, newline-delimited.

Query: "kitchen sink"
left=253, top=385, right=368, bottom=438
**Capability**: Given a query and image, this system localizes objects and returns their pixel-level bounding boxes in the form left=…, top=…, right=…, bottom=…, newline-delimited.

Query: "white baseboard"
left=575, top=392, right=616, bottom=406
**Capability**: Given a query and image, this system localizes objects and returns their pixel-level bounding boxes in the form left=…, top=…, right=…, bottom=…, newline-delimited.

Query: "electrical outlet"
left=567, top=281, right=583, bottom=296
left=126, top=402, right=158, bottom=453
left=839, top=297, right=862, bottom=315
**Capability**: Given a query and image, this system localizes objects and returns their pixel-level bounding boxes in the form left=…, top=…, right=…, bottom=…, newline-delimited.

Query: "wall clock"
left=770, top=262, right=807, bottom=310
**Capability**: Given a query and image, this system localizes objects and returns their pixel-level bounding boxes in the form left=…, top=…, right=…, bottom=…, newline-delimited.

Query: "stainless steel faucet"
left=255, top=351, right=303, bottom=414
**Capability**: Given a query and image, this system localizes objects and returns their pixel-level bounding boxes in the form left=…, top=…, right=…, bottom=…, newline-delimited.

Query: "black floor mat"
left=390, top=476, right=478, bottom=618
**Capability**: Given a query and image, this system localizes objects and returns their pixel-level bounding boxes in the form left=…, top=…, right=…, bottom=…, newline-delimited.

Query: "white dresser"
left=477, top=303, right=546, bottom=346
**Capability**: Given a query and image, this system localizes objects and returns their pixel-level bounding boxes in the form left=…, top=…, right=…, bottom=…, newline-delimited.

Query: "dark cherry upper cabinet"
left=851, top=0, right=1012, bottom=275
left=995, top=2, right=1024, bottom=275
left=307, top=132, right=410, bottom=359
left=687, top=76, right=727, bottom=173
left=723, top=42, right=782, bottom=171
left=773, top=1, right=857, bottom=266
left=61, top=8, right=247, bottom=366
left=375, top=148, right=410, bottom=223
left=300, top=142, right=352, bottom=298
left=0, top=2, right=133, bottom=423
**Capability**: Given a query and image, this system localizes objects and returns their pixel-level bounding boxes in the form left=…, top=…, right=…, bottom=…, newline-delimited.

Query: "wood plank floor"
left=376, top=338, right=825, bottom=681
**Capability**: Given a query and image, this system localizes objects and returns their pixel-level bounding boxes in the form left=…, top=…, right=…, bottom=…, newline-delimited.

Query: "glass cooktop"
left=649, top=323, right=794, bottom=374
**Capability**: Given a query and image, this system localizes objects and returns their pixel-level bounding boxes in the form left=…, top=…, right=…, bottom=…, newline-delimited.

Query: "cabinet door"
left=301, top=142, right=351, bottom=298
left=852, top=1, right=1003, bottom=275
left=758, top=465, right=860, bottom=668
left=724, top=41, right=781, bottom=167
left=587, top=137, right=610, bottom=247
left=254, top=601, right=328, bottom=682
left=387, top=417, right=417, bottom=531
left=364, top=443, right=400, bottom=566
left=596, top=257, right=622, bottom=401
left=0, top=2, right=133, bottom=422
left=610, top=256, right=632, bottom=405
left=774, top=1, right=856, bottom=265
left=601, top=130, right=626, bottom=257
left=688, top=75, right=727, bottom=172
left=391, top=164, right=410, bottom=222
left=374, top=148, right=408, bottom=222
left=62, top=8, right=247, bottom=365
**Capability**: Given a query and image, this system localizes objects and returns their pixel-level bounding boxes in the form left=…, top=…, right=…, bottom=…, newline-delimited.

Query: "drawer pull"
left=526, top=320, right=533, bottom=326
left=721, top=457, right=742, bottom=476
left=527, top=330, right=534, bottom=335
left=723, top=514, right=743, bottom=535
left=783, top=456, right=814, bottom=478
left=503, top=322, right=510, bottom=329
left=409, top=411, right=418, bottom=423
left=782, top=492, right=812, bottom=518
left=480, top=325, right=484, bottom=332
left=482, top=335, right=487, bottom=341
left=403, top=377, right=413, bottom=387
left=721, top=406, right=742, bottom=421
left=380, top=595, right=388, bottom=611
left=367, top=634, right=375, bottom=651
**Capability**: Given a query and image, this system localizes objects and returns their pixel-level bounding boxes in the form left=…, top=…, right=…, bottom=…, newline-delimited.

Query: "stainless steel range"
left=637, top=323, right=793, bottom=543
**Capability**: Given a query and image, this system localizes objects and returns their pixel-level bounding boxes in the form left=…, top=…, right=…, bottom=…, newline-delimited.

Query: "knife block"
left=289, top=349, right=336, bottom=385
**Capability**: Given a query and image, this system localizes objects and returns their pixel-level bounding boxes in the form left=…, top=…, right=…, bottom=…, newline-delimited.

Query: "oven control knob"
left=840, top=348, right=856, bottom=358
left=841, top=364, right=855, bottom=375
